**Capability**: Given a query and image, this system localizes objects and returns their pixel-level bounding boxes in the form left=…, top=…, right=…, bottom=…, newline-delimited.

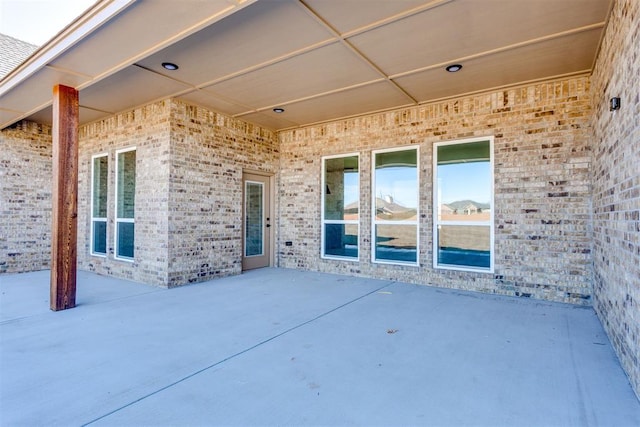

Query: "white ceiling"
left=0, top=0, right=612, bottom=131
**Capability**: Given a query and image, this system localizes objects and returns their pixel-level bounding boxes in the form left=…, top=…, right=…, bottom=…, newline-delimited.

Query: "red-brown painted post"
left=50, top=84, right=79, bottom=311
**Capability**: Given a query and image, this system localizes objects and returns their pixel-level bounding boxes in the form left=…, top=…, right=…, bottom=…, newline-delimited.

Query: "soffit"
left=49, top=0, right=243, bottom=77
left=79, top=65, right=193, bottom=113
left=0, top=0, right=258, bottom=128
left=203, top=42, right=386, bottom=109
left=395, top=28, right=603, bottom=102
left=347, top=0, right=609, bottom=76
left=0, top=0, right=612, bottom=131
left=240, top=80, right=414, bottom=128
left=137, top=0, right=334, bottom=85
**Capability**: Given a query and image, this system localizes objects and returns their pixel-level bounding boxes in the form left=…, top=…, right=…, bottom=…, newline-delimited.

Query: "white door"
left=242, top=173, right=271, bottom=270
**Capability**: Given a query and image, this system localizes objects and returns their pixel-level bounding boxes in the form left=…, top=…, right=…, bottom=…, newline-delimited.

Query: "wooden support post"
left=50, top=85, right=79, bottom=311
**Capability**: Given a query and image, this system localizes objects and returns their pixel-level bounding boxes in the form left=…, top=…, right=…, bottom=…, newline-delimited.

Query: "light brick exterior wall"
left=166, top=100, right=278, bottom=286
left=590, top=0, right=640, bottom=399
left=1, top=1, right=638, bottom=401
left=0, top=122, right=52, bottom=273
left=75, top=99, right=278, bottom=287
left=278, top=76, right=593, bottom=305
left=78, top=101, right=172, bottom=286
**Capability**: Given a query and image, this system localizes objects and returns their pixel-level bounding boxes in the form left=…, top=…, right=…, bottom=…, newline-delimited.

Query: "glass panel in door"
left=245, top=181, right=264, bottom=257
left=242, top=172, right=271, bottom=271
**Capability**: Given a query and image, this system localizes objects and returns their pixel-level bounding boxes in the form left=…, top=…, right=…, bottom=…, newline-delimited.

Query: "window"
left=90, top=154, right=108, bottom=256
left=372, top=147, right=419, bottom=265
left=433, top=137, right=493, bottom=272
left=322, top=154, right=359, bottom=259
left=115, top=148, right=136, bottom=261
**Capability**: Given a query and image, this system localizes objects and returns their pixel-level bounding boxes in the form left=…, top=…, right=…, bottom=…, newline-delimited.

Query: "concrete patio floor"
left=1, top=269, right=639, bottom=426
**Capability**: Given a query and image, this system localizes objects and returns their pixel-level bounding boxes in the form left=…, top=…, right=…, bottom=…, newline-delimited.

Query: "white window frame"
left=90, top=153, right=108, bottom=257
left=321, top=153, right=360, bottom=261
left=371, top=146, right=419, bottom=266
left=433, top=136, right=494, bottom=273
left=115, top=147, right=136, bottom=262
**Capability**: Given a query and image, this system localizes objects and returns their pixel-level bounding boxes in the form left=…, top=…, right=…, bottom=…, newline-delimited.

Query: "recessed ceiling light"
left=445, top=64, right=463, bottom=72
left=273, top=107, right=285, bottom=113
left=162, top=62, right=179, bottom=71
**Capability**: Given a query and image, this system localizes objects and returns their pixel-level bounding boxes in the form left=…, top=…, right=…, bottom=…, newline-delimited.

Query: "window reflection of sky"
left=343, top=162, right=489, bottom=208
left=344, top=171, right=359, bottom=206
left=438, top=162, right=490, bottom=204
left=375, top=167, right=418, bottom=208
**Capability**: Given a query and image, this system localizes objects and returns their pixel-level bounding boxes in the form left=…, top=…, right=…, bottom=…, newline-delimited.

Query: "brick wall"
left=0, top=122, right=52, bottom=273
left=590, top=0, right=640, bottom=399
left=166, top=100, right=278, bottom=286
left=78, top=101, right=172, bottom=286
left=278, top=75, right=593, bottom=305
left=76, top=99, right=279, bottom=288
left=0, top=78, right=600, bottom=306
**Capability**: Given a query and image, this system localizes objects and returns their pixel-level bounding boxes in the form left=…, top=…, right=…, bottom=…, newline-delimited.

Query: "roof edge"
left=0, top=0, right=135, bottom=96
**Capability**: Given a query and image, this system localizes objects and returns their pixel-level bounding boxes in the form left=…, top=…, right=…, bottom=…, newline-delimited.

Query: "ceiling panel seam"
left=188, top=39, right=339, bottom=90
left=78, top=105, right=114, bottom=115
left=0, top=0, right=135, bottom=97
left=180, top=88, right=256, bottom=113
left=133, top=64, right=198, bottom=89
left=44, top=65, right=94, bottom=79
left=71, top=2, right=258, bottom=93
left=296, top=0, right=418, bottom=105
left=0, top=0, right=260, bottom=129
left=338, top=0, right=454, bottom=40
left=0, top=107, right=25, bottom=114
left=232, top=78, right=388, bottom=117
left=131, top=64, right=266, bottom=113
left=3, top=101, right=54, bottom=125
left=389, top=22, right=606, bottom=80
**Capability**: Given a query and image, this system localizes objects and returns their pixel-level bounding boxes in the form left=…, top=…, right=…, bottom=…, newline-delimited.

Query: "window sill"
left=321, top=255, right=359, bottom=262
left=372, top=259, right=419, bottom=267
left=435, top=264, right=493, bottom=274
left=89, top=253, right=107, bottom=258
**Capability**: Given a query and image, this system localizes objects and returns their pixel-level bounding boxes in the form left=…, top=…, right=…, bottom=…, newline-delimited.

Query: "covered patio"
left=1, top=269, right=639, bottom=426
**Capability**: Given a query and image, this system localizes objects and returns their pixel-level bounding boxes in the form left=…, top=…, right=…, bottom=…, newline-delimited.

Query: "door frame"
left=242, top=169, right=275, bottom=270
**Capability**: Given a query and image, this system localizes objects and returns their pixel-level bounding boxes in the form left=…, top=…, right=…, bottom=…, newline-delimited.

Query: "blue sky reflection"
left=375, top=167, right=418, bottom=208
left=438, top=162, right=490, bottom=204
